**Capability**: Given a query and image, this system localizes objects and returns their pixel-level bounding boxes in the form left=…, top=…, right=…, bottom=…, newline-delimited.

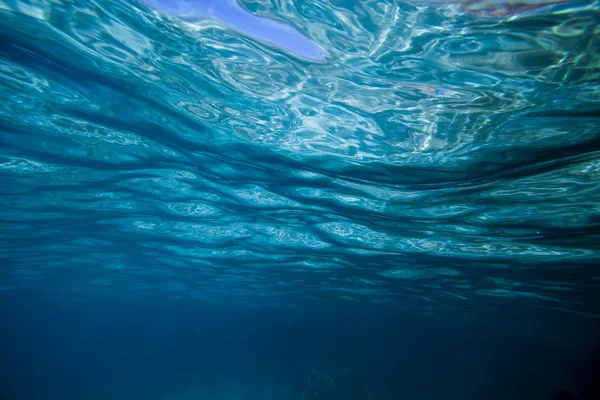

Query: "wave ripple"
left=1, top=0, right=599, bottom=317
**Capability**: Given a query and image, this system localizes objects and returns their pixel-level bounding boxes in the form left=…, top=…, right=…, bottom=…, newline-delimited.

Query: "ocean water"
left=1, top=0, right=600, bottom=399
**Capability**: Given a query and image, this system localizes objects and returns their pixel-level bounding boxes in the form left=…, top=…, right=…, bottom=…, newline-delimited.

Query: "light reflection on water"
left=0, top=0, right=598, bottom=317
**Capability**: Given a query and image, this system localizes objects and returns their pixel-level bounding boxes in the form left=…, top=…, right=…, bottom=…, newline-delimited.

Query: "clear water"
left=1, top=1, right=599, bottom=399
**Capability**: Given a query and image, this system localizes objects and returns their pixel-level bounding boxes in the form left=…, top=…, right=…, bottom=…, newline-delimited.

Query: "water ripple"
left=1, top=0, right=599, bottom=317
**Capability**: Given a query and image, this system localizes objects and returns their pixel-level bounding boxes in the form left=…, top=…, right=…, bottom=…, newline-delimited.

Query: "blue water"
left=1, top=0, right=600, bottom=399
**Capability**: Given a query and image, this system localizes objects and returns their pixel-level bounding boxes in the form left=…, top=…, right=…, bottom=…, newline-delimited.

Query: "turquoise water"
left=1, top=1, right=600, bottom=399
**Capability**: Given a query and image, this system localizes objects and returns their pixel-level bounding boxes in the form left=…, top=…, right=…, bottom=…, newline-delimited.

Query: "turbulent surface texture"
left=1, top=0, right=599, bottom=316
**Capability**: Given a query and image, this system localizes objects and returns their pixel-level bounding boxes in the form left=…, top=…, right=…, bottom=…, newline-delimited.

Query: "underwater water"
left=1, top=0, right=600, bottom=399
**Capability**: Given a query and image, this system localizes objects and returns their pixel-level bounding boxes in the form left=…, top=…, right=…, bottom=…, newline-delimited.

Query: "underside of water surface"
left=0, top=0, right=599, bottom=399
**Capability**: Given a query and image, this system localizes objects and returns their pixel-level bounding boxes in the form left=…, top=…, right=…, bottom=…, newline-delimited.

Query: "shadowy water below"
left=0, top=295, right=598, bottom=400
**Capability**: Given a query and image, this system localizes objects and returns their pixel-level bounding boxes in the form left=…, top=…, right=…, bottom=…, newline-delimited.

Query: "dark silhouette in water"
left=550, top=344, right=600, bottom=400
left=551, top=390, right=579, bottom=400
left=288, top=343, right=600, bottom=400
left=290, top=359, right=371, bottom=400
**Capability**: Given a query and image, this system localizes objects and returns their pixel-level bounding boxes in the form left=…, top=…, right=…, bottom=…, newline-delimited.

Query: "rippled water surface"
left=1, top=0, right=600, bottom=318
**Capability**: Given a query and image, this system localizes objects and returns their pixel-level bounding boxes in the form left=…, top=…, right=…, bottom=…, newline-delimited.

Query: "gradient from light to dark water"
left=1, top=1, right=599, bottom=399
